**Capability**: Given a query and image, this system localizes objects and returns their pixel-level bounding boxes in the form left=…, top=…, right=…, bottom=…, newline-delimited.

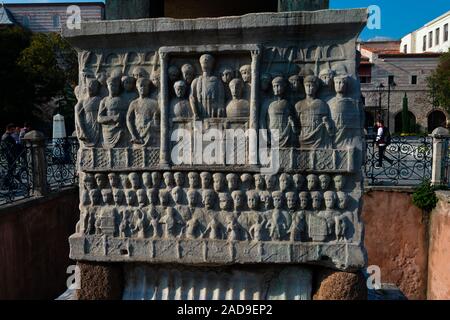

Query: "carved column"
left=249, top=48, right=261, bottom=165
left=23, top=130, right=49, bottom=197
left=159, top=51, right=170, bottom=167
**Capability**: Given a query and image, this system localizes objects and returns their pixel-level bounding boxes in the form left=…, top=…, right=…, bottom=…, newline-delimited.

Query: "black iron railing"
left=45, top=137, right=79, bottom=191
left=0, top=141, right=33, bottom=204
left=364, top=135, right=433, bottom=186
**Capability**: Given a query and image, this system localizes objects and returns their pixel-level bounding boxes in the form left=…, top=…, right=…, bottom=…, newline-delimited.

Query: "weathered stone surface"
left=123, top=264, right=312, bottom=300
left=76, top=261, right=123, bottom=300
left=427, top=191, right=450, bottom=300
left=362, top=190, right=428, bottom=300
left=313, top=268, right=367, bottom=300
left=279, top=0, right=329, bottom=12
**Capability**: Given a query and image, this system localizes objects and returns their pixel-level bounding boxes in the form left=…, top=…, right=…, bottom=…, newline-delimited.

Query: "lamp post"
left=377, top=82, right=384, bottom=123
left=387, top=78, right=396, bottom=129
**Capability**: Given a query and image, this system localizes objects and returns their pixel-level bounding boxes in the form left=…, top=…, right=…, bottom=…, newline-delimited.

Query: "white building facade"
left=401, top=11, right=450, bottom=54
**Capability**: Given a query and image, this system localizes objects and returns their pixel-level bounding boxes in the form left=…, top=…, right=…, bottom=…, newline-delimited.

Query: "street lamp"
left=377, top=83, right=384, bottom=122
left=387, top=78, right=397, bottom=129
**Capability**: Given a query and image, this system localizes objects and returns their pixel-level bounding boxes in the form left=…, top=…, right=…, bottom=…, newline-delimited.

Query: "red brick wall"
left=0, top=188, right=79, bottom=300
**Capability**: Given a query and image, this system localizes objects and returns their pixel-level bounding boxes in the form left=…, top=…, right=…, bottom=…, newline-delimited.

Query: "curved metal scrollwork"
left=46, top=138, right=79, bottom=190
left=364, top=136, right=433, bottom=186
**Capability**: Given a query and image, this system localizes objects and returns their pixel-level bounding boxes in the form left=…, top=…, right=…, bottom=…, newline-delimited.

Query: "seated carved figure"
left=98, top=75, right=129, bottom=148
left=296, top=75, right=334, bottom=149
left=266, top=77, right=297, bottom=148
left=328, top=75, right=362, bottom=148
left=170, top=80, right=193, bottom=119
left=126, top=78, right=160, bottom=147
left=75, top=78, right=102, bottom=147
left=190, top=54, right=225, bottom=118
left=226, top=79, right=250, bottom=118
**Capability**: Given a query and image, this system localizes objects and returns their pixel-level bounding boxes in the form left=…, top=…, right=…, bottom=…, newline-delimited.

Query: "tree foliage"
left=428, top=49, right=450, bottom=114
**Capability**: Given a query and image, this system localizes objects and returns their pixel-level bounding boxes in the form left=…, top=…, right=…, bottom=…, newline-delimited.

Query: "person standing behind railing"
left=375, top=119, right=393, bottom=168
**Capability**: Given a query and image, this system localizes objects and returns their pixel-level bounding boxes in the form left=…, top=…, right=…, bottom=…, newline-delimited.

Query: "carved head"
left=159, top=189, right=170, bottom=206
left=96, top=71, right=107, bottom=86
left=163, top=172, right=174, bottom=189
left=126, top=189, right=138, bottom=206
left=168, top=65, right=180, bottom=82
left=173, top=80, right=187, bottom=98
left=260, top=191, right=273, bottom=210
left=299, top=192, right=310, bottom=210
left=151, top=172, right=162, bottom=188
left=334, top=75, right=349, bottom=94
left=199, top=54, right=215, bottom=73
left=333, top=175, right=346, bottom=191
left=106, top=75, right=121, bottom=96
left=260, top=73, right=272, bottom=92
left=279, top=173, right=291, bottom=192
left=265, top=174, right=278, bottom=191
left=136, top=78, right=151, bottom=97
left=171, top=186, right=183, bottom=204
left=286, top=192, right=298, bottom=210
left=202, top=190, right=216, bottom=210
left=319, top=69, right=335, bottom=87
left=254, top=174, right=265, bottom=190
left=311, top=191, right=323, bottom=210
left=113, top=189, right=125, bottom=205
left=272, top=191, right=284, bottom=209
left=94, top=173, right=107, bottom=189
left=121, top=76, right=136, bottom=92
left=272, top=76, right=286, bottom=97
left=306, top=174, right=318, bottom=191
left=83, top=173, right=96, bottom=190
left=86, top=78, right=100, bottom=97
left=142, top=172, right=152, bottom=189
left=132, top=66, right=148, bottom=80
left=324, top=191, right=336, bottom=209
left=239, top=64, right=252, bottom=83
left=137, top=189, right=148, bottom=207
left=229, top=78, right=244, bottom=99
left=128, top=173, right=141, bottom=190
left=187, top=189, right=199, bottom=208
left=319, top=174, right=331, bottom=191
left=150, top=70, right=160, bottom=89
left=181, top=63, right=195, bottom=84
left=101, top=189, right=113, bottom=205
left=188, top=172, right=200, bottom=189
left=337, top=191, right=348, bottom=210
left=213, top=173, right=225, bottom=192
left=219, top=192, right=231, bottom=211
left=246, top=190, right=260, bottom=211
left=304, top=75, right=319, bottom=97
left=220, top=67, right=233, bottom=84
left=293, top=174, right=305, bottom=191
left=80, top=190, right=90, bottom=206
left=147, top=188, right=158, bottom=205
left=174, top=172, right=185, bottom=187
left=90, top=189, right=102, bottom=206
left=240, top=173, right=254, bottom=189
left=108, top=173, right=120, bottom=189
left=200, top=172, right=212, bottom=189
left=231, top=190, right=245, bottom=211
left=288, top=75, right=302, bottom=92
left=226, top=173, right=239, bottom=191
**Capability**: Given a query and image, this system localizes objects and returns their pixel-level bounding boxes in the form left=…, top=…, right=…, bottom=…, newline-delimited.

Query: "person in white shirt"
left=375, top=119, right=392, bottom=167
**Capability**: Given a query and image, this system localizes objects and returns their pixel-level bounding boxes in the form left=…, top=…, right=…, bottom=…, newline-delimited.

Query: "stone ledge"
left=364, top=185, right=416, bottom=193
left=435, top=190, right=450, bottom=203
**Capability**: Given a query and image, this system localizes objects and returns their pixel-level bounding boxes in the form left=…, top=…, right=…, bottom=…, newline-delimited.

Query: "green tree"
left=428, top=49, right=450, bottom=113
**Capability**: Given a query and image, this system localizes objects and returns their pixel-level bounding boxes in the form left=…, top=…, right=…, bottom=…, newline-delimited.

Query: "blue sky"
left=3, top=0, right=450, bottom=41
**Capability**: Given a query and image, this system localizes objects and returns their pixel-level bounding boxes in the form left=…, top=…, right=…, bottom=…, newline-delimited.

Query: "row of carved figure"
left=75, top=53, right=363, bottom=149
left=79, top=189, right=352, bottom=243
left=81, top=171, right=348, bottom=196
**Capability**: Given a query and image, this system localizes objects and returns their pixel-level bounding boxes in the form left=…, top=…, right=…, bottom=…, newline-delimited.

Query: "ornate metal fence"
left=364, top=135, right=433, bottom=186
left=46, top=138, right=79, bottom=191
left=0, top=141, right=33, bottom=204
left=442, top=137, right=450, bottom=187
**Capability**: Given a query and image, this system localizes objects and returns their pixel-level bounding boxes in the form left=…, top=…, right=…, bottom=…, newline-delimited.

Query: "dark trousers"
left=377, top=145, right=392, bottom=167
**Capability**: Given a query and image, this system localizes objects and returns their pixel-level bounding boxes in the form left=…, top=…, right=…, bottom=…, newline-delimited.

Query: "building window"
left=429, top=31, right=433, bottom=48
left=436, top=28, right=440, bottom=45
left=445, top=24, right=449, bottom=42
left=403, top=44, right=408, bottom=53
left=388, top=75, right=395, bottom=85
left=360, top=76, right=372, bottom=84
left=53, top=15, right=61, bottom=28
left=423, top=35, right=427, bottom=51
left=411, top=75, right=418, bottom=85
left=22, top=16, right=30, bottom=28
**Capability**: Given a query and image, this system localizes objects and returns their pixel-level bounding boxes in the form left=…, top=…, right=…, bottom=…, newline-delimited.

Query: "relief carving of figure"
left=226, top=173, right=239, bottom=192
left=335, top=191, right=349, bottom=242
left=226, top=216, right=241, bottom=241
left=259, top=73, right=273, bottom=130
left=121, top=76, right=138, bottom=106
left=226, top=79, right=249, bottom=118
left=119, top=210, right=131, bottom=238
left=149, top=209, right=160, bottom=239
left=220, top=66, right=234, bottom=102
left=132, top=209, right=146, bottom=239
left=184, top=217, right=201, bottom=240
left=181, top=64, right=195, bottom=86
left=329, top=75, right=362, bottom=148
left=174, top=172, right=185, bottom=187
left=213, top=173, right=226, bottom=192
left=288, top=74, right=304, bottom=105
left=190, top=54, right=225, bottom=118
left=239, top=64, right=252, bottom=101
left=267, top=191, right=291, bottom=241
left=132, top=66, right=149, bottom=80
left=318, top=68, right=336, bottom=103
left=168, top=65, right=181, bottom=83
left=296, top=75, right=334, bottom=149
left=200, top=172, right=212, bottom=190
left=319, top=174, right=331, bottom=191
left=249, top=215, right=267, bottom=242
left=307, top=174, right=319, bottom=191
left=266, top=77, right=297, bottom=147
left=188, top=172, right=200, bottom=189
left=171, top=80, right=193, bottom=119
left=129, top=172, right=141, bottom=190
left=108, top=173, right=121, bottom=189
left=333, top=175, right=346, bottom=191
left=126, top=78, right=160, bottom=146
left=98, top=75, right=129, bottom=148
left=254, top=174, right=266, bottom=191
left=160, top=207, right=184, bottom=239
left=204, top=214, right=222, bottom=240
left=163, top=172, right=175, bottom=192
left=172, top=186, right=191, bottom=221
left=293, top=174, right=305, bottom=191
left=318, top=191, right=340, bottom=240
left=75, top=78, right=102, bottom=147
